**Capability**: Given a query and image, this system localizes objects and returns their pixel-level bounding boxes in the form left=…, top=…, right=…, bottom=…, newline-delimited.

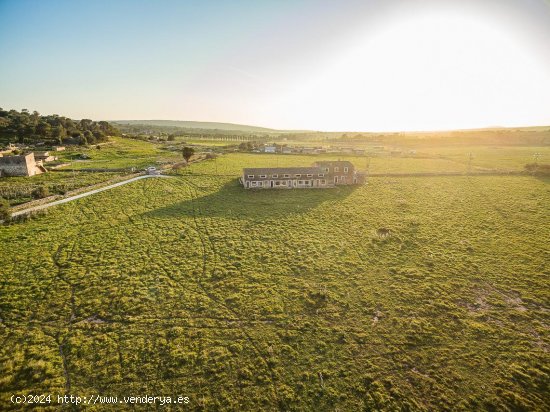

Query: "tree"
left=83, top=130, right=95, bottom=144
left=36, top=121, right=51, bottom=137
left=79, top=119, right=93, bottom=131
left=0, top=198, right=10, bottom=222
left=182, top=146, right=195, bottom=163
left=0, top=108, right=119, bottom=146
left=52, top=124, right=67, bottom=144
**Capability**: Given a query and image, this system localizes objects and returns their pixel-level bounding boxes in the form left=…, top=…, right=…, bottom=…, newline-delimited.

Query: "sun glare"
left=281, top=9, right=550, bottom=131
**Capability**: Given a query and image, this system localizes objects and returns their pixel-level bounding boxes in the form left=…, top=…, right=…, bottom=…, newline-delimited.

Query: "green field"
left=56, top=137, right=181, bottom=170
left=0, top=171, right=126, bottom=206
left=0, top=138, right=184, bottom=205
left=0, top=150, right=549, bottom=410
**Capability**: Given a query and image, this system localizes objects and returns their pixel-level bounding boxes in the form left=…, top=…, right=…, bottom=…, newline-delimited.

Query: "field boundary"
left=177, top=170, right=526, bottom=177
left=366, top=170, right=525, bottom=177
left=10, top=174, right=171, bottom=217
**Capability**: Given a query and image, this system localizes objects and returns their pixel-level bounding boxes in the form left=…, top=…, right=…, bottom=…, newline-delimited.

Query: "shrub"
left=31, top=186, right=49, bottom=199
left=0, top=197, right=10, bottom=221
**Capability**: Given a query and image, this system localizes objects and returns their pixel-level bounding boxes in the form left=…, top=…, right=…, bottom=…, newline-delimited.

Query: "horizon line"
left=107, top=118, right=550, bottom=134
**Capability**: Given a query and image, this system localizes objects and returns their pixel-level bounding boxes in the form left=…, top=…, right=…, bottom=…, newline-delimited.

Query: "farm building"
left=241, top=160, right=365, bottom=189
left=0, top=153, right=47, bottom=177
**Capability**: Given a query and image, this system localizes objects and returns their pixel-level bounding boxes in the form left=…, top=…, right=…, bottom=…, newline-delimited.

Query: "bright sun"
left=278, top=9, right=550, bottom=131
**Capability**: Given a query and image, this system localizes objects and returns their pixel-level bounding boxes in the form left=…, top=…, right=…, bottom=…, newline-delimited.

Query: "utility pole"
left=467, top=152, right=473, bottom=175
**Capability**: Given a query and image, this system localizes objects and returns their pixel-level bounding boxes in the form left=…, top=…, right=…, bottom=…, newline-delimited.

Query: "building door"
left=334, top=176, right=338, bottom=184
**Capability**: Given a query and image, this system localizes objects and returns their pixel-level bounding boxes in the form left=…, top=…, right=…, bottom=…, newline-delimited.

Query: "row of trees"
left=0, top=108, right=120, bottom=146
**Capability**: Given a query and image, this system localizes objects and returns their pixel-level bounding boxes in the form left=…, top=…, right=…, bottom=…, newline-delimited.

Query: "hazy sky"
left=1, top=0, right=549, bottom=131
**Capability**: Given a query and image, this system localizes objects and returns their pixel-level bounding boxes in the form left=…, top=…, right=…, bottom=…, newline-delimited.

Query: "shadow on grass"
left=144, top=178, right=359, bottom=221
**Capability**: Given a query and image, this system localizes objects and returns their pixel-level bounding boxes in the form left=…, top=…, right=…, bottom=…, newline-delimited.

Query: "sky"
left=1, top=0, right=549, bottom=131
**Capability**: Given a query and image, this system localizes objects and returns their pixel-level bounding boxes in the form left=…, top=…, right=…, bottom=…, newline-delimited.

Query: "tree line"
left=0, top=108, right=120, bottom=146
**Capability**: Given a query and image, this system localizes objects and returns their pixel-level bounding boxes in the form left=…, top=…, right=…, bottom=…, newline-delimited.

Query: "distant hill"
left=112, top=120, right=283, bottom=133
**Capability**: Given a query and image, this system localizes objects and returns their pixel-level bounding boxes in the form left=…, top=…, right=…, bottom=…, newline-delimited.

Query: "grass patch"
left=0, top=151, right=548, bottom=410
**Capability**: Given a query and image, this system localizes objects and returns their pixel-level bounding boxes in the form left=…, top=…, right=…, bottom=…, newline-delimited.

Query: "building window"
left=247, top=175, right=254, bottom=178
left=283, top=174, right=290, bottom=178
left=324, top=168, right=329, bottom=172
left=318, top=173, right=324, bottom=177
left=306, top=174, right=313, bottom=177
left=344, top=167, right=349, bottom=173
left=320, top=179, right=326, bottom=184
left=259, top=174, right=267, bottom=178
left=295, top=174, right=301, bottom=177
left=272, top=174, right=278, bottom=178
left=334, top=167, right=339, bottom=172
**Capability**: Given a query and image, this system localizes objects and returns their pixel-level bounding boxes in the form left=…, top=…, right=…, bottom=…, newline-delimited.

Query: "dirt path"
left=11, top=174, right=172, bottom=217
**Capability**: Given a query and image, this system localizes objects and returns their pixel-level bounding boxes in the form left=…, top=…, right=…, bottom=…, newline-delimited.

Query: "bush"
left=205, top=152, right=218, bottom=160
left=31, top=186, right=50, bottom=199
left=0, top=197, right=10, bottom=222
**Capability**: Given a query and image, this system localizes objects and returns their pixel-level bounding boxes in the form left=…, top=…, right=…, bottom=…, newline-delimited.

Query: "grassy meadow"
left=56, top=137, right=181, bottom=170
left=0, top=172, right=127, bottom=206
left=0, top=149, right=549, bottom=410
left=0, top=138, right=181, bottom=205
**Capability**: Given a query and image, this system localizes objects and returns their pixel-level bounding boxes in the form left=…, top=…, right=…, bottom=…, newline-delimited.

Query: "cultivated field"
left=0, top=150, right=548, bottom=410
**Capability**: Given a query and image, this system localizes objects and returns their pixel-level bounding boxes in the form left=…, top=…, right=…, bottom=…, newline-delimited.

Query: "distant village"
left=252, top=144, right=375, bottom=155
left=242, top=142, right=415, bottom=157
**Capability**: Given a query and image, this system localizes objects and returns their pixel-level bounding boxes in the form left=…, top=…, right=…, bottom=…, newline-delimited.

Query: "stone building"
left=241, top=160, right=365, bottom=189
left=0, top=153, right=47, bottom=177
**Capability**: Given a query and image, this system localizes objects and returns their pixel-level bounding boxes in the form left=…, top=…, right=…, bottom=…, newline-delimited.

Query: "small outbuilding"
left=34, top=151, right=58, bottom=162
left=0, top=153, right=47, bottom=177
